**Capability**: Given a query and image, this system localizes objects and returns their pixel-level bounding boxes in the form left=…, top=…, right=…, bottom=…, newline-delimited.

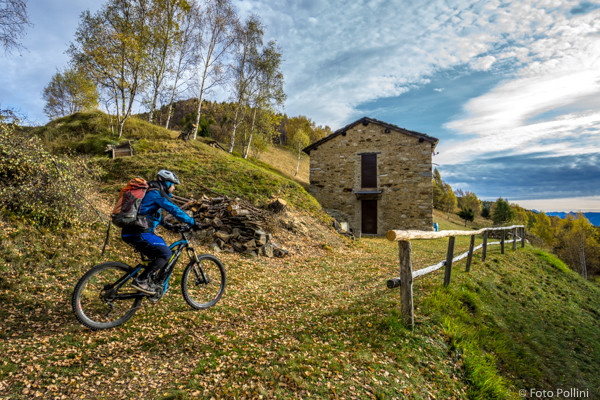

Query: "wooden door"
left=361, top=200, right=377, bottom=234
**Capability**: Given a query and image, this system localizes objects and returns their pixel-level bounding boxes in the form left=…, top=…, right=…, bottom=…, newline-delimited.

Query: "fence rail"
left=386, top=225, right=525, bottom=328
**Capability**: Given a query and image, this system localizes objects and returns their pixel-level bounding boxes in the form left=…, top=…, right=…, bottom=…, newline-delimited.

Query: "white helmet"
left=157, top=169, right=181, bottom=184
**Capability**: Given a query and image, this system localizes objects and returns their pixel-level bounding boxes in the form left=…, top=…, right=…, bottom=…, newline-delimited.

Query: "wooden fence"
left=386, top=225, right=525, bottom=328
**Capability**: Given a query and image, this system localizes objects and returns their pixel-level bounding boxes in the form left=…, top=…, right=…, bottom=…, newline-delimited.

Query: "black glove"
left=162, top=222, right=177, bottom=231
left=163, top=222, right=188, bottom=232
left=176, top=224, right=192, bottom=232
left=192, top=222, right=202, bottom=231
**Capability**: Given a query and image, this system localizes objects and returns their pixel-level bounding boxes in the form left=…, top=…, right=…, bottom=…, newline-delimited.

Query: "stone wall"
left=308, top=122, right=434, bottom=235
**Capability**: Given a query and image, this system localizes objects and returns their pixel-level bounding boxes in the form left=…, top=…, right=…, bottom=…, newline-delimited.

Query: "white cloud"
left=236, top=0, right=599, bottom=128
left=438, top=110, right=600, bottom=164
left=435, top=2, right=600, bottom=164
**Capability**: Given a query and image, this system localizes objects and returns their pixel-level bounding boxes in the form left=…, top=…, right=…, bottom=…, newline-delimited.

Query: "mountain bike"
left=72, top=228, right=226, bottom=330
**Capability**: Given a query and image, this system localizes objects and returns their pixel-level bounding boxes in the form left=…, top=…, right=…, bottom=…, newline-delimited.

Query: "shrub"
left=0, top=115, right=99, bottom=228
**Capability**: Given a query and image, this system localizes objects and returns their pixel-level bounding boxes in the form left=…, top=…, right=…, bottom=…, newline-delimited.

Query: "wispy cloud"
left=239, top=0, right=599, bottom=128
left=441, top=152, right=600, bottom=200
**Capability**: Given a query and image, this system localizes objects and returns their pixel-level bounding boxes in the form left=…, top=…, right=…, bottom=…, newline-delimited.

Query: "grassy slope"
left=252, top=145, right=310, bottom=188
left=1, top=115, right=600, bottom=399
left=2, top=211, right=599, bottom=399
left=29, top=111, right=321, bottom=214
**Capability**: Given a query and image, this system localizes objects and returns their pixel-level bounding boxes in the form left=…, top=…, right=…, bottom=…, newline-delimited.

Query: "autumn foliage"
left=0, top=114, right=98, bottom=228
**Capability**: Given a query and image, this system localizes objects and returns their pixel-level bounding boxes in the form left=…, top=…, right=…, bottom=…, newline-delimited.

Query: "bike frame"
left=108, top=231, right=200, bottom=300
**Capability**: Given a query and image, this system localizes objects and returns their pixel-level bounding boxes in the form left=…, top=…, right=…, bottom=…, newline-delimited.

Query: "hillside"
left=253, top=145, right=310, bottom=188
left=28, top=111, right=316, bottom=214
left=1, top=114, right=600, bottom=399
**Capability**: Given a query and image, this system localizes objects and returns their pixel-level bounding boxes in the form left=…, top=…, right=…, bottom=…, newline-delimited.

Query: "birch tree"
left=69, top=0, right=149, bottom=137
left=227, top=15, right=263, bottom=153
left=291, top=128, right=309, bottom=176
left=145, top=0, right=191, bottom=123
left=243, top=40, right=285, bottom=159
left=42, top=68, right=99, bottom=119
left=0, top=0, right=30, bottom=54
left=191, top=0, right=237, bottom=140
left=164, top=2, right=199, bottom=129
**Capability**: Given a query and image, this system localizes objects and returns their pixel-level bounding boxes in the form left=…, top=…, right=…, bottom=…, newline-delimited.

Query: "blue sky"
left=2, top=0, right=600, bottom=212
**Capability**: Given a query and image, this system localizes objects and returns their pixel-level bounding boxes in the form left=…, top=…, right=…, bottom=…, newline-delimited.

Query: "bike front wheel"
left=181, top=254, right=226, bottom=309
left=72, top=262, right=143, bottom=330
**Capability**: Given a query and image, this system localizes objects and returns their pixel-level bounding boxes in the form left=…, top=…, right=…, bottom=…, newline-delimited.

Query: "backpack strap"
left=147, top=180, right=169, bottom=199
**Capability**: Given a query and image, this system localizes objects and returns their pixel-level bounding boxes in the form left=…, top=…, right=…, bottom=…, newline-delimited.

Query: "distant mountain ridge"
left=542, top=211, right=600, bottom=227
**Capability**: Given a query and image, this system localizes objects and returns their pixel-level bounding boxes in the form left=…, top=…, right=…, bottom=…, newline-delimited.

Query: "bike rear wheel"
left=181, top=254, right=226, bottom=309
left=72, top=262, right=143, bottom=330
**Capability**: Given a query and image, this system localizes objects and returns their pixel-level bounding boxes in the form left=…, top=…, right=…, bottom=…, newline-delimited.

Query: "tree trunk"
left=193, top=87, right=205, bottom=140
left=193, top=39, right=215, bottom=140
left=118, top=118, right=126, bottom=138
left=165, top=102, right=174, bottom=129
left=580, top=231, right=587, bottom=279
left=243, top=107, right=258, bottom=159
left=295, top=146, right=301, bottom=176
left=229, top=104, right=241, bottom=153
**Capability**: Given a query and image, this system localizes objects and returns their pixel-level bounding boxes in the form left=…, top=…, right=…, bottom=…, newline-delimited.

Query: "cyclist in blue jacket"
left=122, top=169, right=196, bottom=294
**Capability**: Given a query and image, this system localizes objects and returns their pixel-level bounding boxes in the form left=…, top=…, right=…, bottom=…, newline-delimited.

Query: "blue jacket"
left=123, top=184, right=195, bottom=235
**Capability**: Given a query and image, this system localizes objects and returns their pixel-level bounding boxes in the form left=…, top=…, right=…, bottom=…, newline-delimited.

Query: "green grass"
left=92, top=138, right=322, bottom=213
left=30, top=110, right=176, bottom=155
left=27, top=111, right=321, bottom=213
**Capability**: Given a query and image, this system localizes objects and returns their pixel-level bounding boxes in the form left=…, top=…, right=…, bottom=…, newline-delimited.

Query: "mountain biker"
left=121, top=169, right=196, bottom=294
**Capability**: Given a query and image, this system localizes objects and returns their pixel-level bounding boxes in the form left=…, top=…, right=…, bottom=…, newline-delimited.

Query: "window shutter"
left=361, top=153, right=377, bottom=188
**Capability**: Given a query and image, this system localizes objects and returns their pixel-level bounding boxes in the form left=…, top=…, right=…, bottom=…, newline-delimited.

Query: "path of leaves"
left=0, top=222, right=471, bottom=399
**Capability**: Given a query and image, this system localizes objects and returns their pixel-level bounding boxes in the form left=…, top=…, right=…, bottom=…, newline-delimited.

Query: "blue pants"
left=122, top=232, right=172, bottom=280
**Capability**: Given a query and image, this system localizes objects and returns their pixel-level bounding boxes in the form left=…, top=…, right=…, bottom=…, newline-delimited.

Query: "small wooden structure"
left=386, top=225, right=525, bottom=328
left=105, top=141, right=134, bottom=159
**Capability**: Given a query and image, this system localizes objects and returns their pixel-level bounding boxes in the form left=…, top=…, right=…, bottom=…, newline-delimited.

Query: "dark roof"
left=302, top=116, right=439, bottom=155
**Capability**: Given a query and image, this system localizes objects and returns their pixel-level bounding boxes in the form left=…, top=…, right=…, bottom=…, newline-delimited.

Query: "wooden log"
left=444, top=236, right=455, bottom=287
left=255, top=231, right=267, bottom=246
left=501, top=229, right=505, bottom=254
left=512, top=227, right=517, bottom=251
left=267, top=197, right=287, bottom=213
left=215, top=231, right=232, bottom=242
left=387, top=278, right=401, bottom=289
left=386, top=225, right=524, bottom=241
left=398, top=240, right=414, bottom=328
left=260, top=243, right=274, bottom=257
left=229, top=208, right=251, bottom=217
left=171, top=194, right=192, bottom=203
left=410, top=243, right=484, bottom=280
left=466, top=235, right=475, bottom=272
left=387, top=228, right=485, bottom=241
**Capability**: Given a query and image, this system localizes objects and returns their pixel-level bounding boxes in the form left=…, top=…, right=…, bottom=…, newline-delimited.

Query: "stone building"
left=303, top=117, right=439, bottom=235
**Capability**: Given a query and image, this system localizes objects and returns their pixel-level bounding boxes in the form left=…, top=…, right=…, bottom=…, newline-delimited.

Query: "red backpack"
left=110, top=177, right=150, bottom=229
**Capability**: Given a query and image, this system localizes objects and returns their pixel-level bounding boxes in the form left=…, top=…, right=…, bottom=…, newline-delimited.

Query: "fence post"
left=512, top=227, right=517, bottom=250
left=482, top=231, right=488, bottom=261
left=398, top=240, right=414, bottom=328
left=466, top=235, right=475, bottom=272
left=444, top=236, right=455, bottom=287
left=521, top=227, right=525, bottom=248
left=501, top=229, right=505, bottom=254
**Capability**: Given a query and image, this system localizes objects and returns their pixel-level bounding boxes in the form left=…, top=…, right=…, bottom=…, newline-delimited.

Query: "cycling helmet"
left=157, top=169, right=181, bottom=184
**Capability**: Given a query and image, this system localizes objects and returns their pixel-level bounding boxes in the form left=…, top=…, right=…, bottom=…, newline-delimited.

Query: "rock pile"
left=169, top=195, right=289, bottom=257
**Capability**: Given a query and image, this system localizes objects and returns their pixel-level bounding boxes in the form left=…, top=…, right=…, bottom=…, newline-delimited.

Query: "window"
left=361, top=153, right=377, bottom=188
